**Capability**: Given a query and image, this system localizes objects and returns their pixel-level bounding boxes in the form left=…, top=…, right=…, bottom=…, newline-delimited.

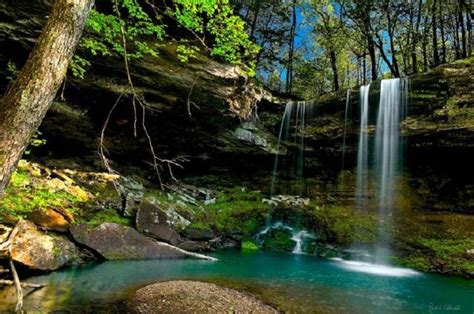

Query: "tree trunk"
left=466, top=4, right=472, bottom=56
left=0, top=0, right=94, bottom=197
left=432, top=0, right=440, bottom=66
left=454, top=8, right=461, bottom=59
left=422, top=13, right=430, bottom=71
left=374, top=34, right=398, bottom=77
left=329, top=49, right=339, bottom=91
left=459, top=1, right=467, bottom=58
left=367, top=36, right=377, bottom=80
left=249, top=0, right=261, bottom=41
left=286, top=0, right=297, bottom=93
left=412, top=0, right=423, bottom=73
left=439, top=0, right=447, bottom=63
left=386, top=10, right=400, bottom=77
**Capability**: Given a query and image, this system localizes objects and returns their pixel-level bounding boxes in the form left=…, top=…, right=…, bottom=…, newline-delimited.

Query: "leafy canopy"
left=71, top=0, right=259, bottom=78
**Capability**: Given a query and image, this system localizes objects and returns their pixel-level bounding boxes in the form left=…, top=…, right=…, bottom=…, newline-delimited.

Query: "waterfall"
left=271, top=101, right=311, bottom=196
left=356, top=83, right=371, bottom=208
left=262, top=101, right=316, bottom=254
left=341, top=89, right=351, bottom=171
left=353, top=78, right=409, bottom=264
left=270, top=103, right=294, bottom=196
left=374, top=78, right=408, bottom=262
left=291, top=230, right=316, bottom=254
left=295, top=101, right=306, bottom=180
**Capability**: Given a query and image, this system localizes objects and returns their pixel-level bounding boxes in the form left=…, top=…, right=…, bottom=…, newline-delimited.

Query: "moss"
left=261, top=228, right=295, bottom=252
left=305, top=205, right=377, bottom=245
left=78, top=208, right=130, bottom=227
left=52, top=246, right=62, bottom=259
left=397, top=238, right=474, bottom=275
left=193, top=187, right=269, bottom=236
left=450, top=56, right=474, bottom=67
left=241, top=240, right=259, bottom=251
left=0, top=168, right=84, bottom=219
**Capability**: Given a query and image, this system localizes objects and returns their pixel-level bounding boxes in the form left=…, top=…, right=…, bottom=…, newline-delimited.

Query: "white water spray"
left=341, top=89, right=351, bottom=170
left=373, top=78, right=408, bottom=262
left=356, top=83, right=371, bottom=207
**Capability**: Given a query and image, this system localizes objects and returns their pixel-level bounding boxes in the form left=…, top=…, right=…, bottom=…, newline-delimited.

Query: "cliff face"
left=0, top=0, right=282, bottom=179
left=0, top=1, right=473, bottom=277
left=1, top=0, right=472, bottom=213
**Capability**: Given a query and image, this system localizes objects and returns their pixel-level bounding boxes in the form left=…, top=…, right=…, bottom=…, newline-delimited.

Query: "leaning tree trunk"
left=0, top=0, right=94, bottom=197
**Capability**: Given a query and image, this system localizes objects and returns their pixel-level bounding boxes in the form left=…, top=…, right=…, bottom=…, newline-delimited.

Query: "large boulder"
left=27, top=208, right=73, bottom=232
left=136, top=201, right=181, bottom=246
left=128, top=280, right=277, bottom=313
left=182, top=227, right=216, bottom=241
left=10, top=220, right=79, bottom=271
left=70, top=223, right=188, bottom=260
left=178, top=240, right=212, bottom=252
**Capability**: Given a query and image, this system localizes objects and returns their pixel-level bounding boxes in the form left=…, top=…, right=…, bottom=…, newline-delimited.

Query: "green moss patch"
left=192, top=187, right=269, bottom=236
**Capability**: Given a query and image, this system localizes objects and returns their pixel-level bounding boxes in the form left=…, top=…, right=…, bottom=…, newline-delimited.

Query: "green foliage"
left=6, top=60, right=18, bottom=82
left=83, top=0, right=164, bottom=59
left=70, top=55, right=91, bottom=79
left=72, top=0, right=258, bottom=77
left=24, top=131, right=47, bottom=156
left=172, top=0, right=260, bottom=75
left=176, top=44, right=199, bottom=63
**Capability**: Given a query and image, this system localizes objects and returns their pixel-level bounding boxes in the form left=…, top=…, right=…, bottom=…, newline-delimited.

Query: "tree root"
left=0, top=279, right=43, bottom=289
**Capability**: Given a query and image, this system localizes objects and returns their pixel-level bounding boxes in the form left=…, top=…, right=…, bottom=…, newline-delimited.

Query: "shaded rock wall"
left=0, top=1, right=472, bottom=214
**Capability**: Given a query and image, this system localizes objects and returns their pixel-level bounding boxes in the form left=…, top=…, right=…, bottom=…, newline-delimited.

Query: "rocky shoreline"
left=128, top=281, right=278, bottom=313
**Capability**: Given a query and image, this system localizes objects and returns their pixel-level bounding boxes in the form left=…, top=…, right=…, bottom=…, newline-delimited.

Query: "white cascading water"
left=373, top=78, right=408, bottom=262
left=263, top=101, right=315, bottom=254
left=353, top=78, right=409, bottom=264
left=341, top=89, right=351, bottom=170
left=356, top=83, right=371, bottom=207
left=270, top=102, right=294, bottom=197
left=291, top=230, right=316, bottom=254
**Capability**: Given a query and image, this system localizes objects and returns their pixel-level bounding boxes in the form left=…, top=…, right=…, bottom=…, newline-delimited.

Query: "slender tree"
left=0, top=0, right=94, bottom=197
left=432, top=0, right=440, bottom=66
left=286, top=0, right=297, bottom=93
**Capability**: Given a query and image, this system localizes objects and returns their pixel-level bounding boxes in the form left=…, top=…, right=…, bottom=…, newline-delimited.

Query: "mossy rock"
left=261, top=228, right=296, bottom=252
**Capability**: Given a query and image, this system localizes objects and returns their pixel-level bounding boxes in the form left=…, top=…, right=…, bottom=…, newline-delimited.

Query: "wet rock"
left=10, top=220, right=78, bottom=271
left=0, top=224, right=12, bottom=243
left=136, top=201, right=181, bottom=246
left=70, top=223, right=188, bottom=260
left=262, top=195, right=310, bottom=207
left=261, top=227, right=296, bottom=252
left=128, top=280, right=277, bottom=313
left=27, top=208, right=74, bottom=232
left=182, top=227, right=216, bottom=241
left=178, top=240, right=212, bottom=252
left=431, top=257, right=448, bottom=270
left=209, top=236, right=241, bottom=250
left=117, top=176, right=145, bottom=217
left=232, top=122, right=279, bottom=154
